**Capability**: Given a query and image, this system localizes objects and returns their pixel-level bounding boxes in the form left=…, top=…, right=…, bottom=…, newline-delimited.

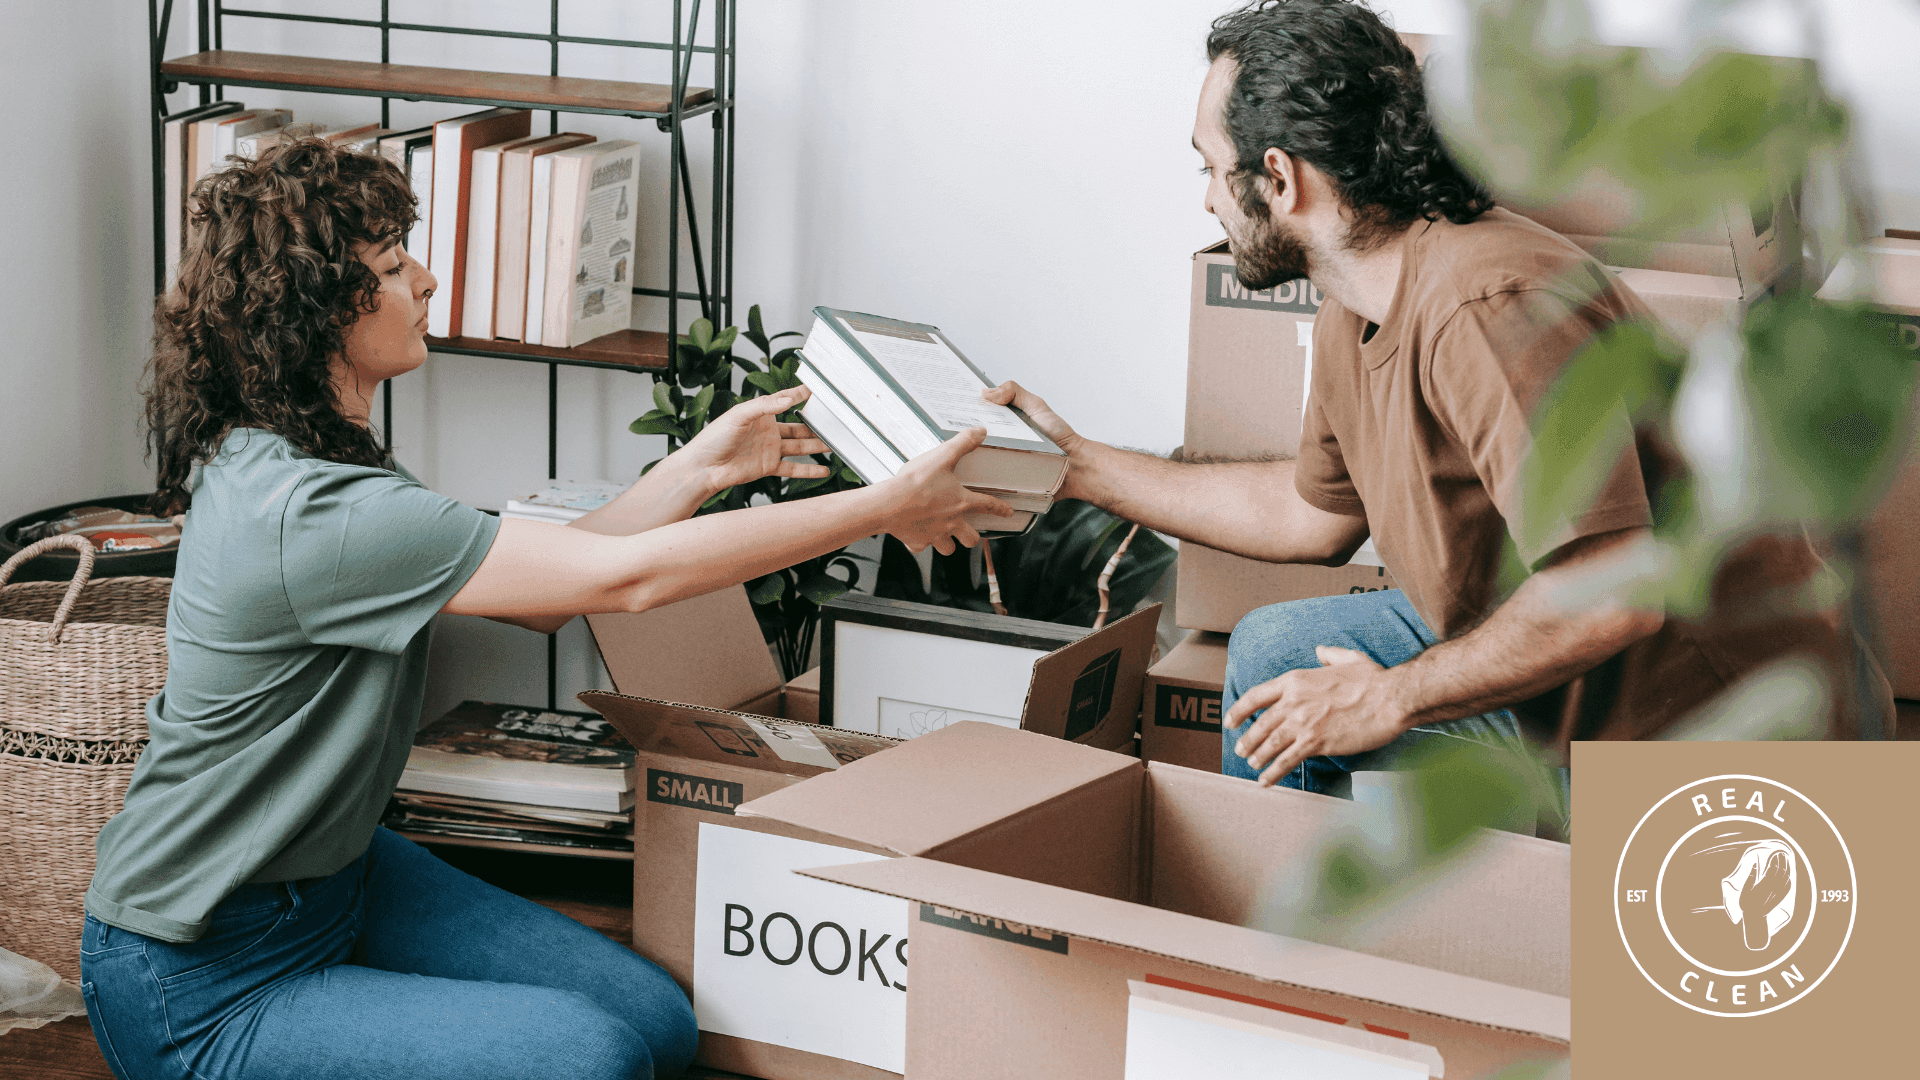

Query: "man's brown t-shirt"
left=1295, top=207, right=1881, bottom=748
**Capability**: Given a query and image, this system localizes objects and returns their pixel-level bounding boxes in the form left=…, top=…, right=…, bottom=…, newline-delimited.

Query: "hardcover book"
left=796, top=307, right=1068, bottom=535
left=427, top=108, right=532, bottom=337
left=539, top=140, right=640, bottom=348
left=397, top=700, right=636, bottom=813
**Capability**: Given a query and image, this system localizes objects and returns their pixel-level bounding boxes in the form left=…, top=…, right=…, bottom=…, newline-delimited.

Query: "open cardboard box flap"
left=587, top=586, right=785, bottom=710
left=1019, top=604, right=1158, bottom=748
left=797, top=855, right=1570, bottom=1045
left=737, top=722, right=1139, bottom=857
left=577, top=690, right=894, bottom=779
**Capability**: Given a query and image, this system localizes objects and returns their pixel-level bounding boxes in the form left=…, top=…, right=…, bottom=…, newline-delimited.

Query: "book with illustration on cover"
left=796, top=307, right=1068, bottom=536
left=397, top=701, right=635, bottom=812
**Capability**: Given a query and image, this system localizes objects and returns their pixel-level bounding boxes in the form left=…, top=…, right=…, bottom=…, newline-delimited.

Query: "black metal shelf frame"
left=146, top=0, right=736, bottom=709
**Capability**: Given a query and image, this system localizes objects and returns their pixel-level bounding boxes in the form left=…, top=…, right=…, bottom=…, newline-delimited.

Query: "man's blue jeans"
left=79, top=826, right=697, bottom=1080
left=1222, top=588, right=1536, bottom=798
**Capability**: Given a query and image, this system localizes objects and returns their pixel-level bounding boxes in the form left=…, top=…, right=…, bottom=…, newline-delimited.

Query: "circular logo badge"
left=1615, top=775, right=1855, bottom=1017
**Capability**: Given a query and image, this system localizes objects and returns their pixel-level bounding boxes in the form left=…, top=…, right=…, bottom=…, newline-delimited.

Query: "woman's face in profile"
left=340, top=239, right=435, bottom=382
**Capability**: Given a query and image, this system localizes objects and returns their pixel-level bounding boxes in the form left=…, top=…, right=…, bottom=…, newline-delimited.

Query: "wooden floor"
left=0, top=843, right=756, bottom=1080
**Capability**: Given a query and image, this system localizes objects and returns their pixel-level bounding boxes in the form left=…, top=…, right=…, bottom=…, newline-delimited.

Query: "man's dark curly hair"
left=1206, top=0, right=1492, bottom=248
left=145, top=138, right=417, bottom=516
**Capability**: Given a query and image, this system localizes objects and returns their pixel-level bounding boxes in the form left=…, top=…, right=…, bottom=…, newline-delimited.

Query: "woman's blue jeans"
left=79, top=826, right=697, bottom=1080
left=1222, top=589, right=1555, bottom=805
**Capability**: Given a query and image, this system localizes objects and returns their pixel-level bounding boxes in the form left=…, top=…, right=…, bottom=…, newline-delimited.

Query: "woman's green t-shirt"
left=85, top=429, right=500, bottom=943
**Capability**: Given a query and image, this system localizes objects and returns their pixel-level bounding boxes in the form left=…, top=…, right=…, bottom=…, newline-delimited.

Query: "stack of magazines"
left=499, top=479, right=624, bottom=525
left=382, top=701, right=636, bottom=854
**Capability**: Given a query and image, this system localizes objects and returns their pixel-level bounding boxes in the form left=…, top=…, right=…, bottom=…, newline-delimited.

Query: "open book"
left=796, top=307, right=1067, bottom=536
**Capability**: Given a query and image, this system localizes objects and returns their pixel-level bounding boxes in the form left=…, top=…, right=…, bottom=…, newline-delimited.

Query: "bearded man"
left=985, top=0, right=1884, bottom=810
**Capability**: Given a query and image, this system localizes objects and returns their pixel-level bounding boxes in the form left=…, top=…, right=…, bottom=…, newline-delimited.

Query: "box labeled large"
left=1139, top=630, right=1228, bottom=773
left=1820, top=238, right=1920, bottom=697
left=766, top=723, right=1571, bottom=1079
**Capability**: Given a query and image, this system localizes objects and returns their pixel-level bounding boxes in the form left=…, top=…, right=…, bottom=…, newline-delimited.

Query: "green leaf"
left=796, top=569, right=852, bottom=605
left=697, top=486, right=731, bottom=514
left=838, top=465, right=862, bottom=484
left=1739, top=293, right=1917, bottom=523
left=743, top=305, right=770, bottom=356
left=640, top=457, right=663, bottom=475
left=628, top=414, right=685, bottom=437
left=690, top=383, right=716, bottom=419
left=744, top=372, right=784, bottom=395
left=746, top=572, right=788, bottom=606
left=709, top=326, right=739, bottom=356
left=769, top=330, right=803, bottom=343
left=1520, top=319, right=1683, bottom=563
left=685, top=318, right=714, bottom=352
left=652, top=380, right=676, bottom=417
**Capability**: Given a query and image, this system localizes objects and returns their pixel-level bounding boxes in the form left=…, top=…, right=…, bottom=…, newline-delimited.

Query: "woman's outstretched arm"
left=444, top=426, right=1009, bottom=624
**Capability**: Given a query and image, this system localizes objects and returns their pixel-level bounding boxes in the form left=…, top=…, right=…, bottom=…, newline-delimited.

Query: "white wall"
left=0, top=7, right=156, bottom=526
left=7, top=0, right=1914, bottom=714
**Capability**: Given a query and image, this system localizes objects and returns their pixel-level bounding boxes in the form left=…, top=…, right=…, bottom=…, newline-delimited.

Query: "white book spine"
left=461, top=146, right=505, bottom=339
left=406, top=145, right=433, bottom=260
left=523, top=153, right=556, bottom=346
left=802, top=323, right=941, bottom=458
left=427, top=123, right=463, bottom=337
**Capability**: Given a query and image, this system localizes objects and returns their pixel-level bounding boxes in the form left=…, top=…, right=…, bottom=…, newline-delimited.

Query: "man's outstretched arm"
left=1223, top=525, right=1665, bottom=785
left=984, top=381, right=1370, bottom=566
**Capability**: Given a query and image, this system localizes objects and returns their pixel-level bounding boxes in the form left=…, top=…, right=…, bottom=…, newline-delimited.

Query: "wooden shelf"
left=392, top=828, right=637, bottom=862
left=426, top=328, right=669, bottom=372
left=160, top=50, right=715, bottom=119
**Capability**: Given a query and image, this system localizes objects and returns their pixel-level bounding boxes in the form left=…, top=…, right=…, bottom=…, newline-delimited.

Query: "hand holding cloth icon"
left=1721, top=840, right=1796, bottom=950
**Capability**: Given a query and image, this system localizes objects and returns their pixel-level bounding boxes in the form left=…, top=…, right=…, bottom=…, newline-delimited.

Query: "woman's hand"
left=880, top=427, right=1015, bottom=555
left=676, top=387, right=832, bottom=495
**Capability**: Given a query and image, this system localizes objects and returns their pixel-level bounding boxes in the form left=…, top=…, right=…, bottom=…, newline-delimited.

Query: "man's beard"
left=1226, top=172, right=1310, bottom=291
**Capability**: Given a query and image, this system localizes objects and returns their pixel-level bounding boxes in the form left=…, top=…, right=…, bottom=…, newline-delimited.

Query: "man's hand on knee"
left=1226, top=645, right=1412, bottom=787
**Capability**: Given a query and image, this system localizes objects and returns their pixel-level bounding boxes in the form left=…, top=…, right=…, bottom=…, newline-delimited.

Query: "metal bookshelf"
left=146, top=1, right=736, bottom=723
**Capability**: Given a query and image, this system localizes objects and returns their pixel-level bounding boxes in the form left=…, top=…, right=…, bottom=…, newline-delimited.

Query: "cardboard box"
left=586, top=585, right=819, bottom=721
left=819, top=595, right=1160, bottom=754
left=576, top=696, right=1157, bottom=1079
left=1820, top=238, right=1920, bottom=696
left=746, top=723, right=1570, bottom=1080
left=1139, top=630, right=1228, bottom=773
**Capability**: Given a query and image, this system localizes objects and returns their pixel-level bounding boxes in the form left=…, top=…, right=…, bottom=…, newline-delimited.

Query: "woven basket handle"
left=0, top=534, right=98, bottom=644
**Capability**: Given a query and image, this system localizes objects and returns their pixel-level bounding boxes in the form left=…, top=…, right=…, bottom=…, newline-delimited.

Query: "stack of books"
left=382, top=701, right=637, bottom=854
left=796, top=306, right=1069, bottom=536
left=161, top=102, right=641, bottom=350
left=499, top=479, right=626, bottom=525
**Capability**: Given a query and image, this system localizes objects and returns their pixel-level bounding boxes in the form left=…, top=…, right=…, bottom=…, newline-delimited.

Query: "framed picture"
left=820, top=593, right=1158, bottom=749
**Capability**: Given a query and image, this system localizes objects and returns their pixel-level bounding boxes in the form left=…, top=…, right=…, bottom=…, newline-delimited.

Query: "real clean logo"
left=1614, top=774, right=1857, bottom=1017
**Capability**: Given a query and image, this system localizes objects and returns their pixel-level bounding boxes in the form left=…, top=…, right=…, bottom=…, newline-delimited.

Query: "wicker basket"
left=0, top=535, right=169, bottom=982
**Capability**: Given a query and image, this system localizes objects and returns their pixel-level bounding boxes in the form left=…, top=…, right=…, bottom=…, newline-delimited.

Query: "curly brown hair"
left=1206, top=0, right=1494, bottom=248
left=145, top=137, right=418, bottom=516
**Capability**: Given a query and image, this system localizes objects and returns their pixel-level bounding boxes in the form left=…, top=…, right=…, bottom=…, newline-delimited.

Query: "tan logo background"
left=1575, top=742, right=1914, bottom=1075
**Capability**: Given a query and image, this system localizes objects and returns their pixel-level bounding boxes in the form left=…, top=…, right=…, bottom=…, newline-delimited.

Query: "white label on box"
left=693, top=824, right=909, bottom=1072
left=876, top=696, right=1020, bottom=740
left=740, top=716, right=843, bottom=770
left=1124, top=980, right=1440, bottom=1079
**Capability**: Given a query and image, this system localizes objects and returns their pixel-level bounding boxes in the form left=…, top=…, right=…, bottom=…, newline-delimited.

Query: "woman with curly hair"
left=78, top=137, right=1006, bottom=1080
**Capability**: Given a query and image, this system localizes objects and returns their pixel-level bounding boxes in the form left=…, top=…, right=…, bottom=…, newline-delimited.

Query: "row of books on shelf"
left=162, top=102, right=641, bottom=350
left=383, top=699, right=637, bottom=854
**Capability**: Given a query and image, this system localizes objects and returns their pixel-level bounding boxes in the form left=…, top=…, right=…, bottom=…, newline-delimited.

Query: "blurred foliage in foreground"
left=1254, top=3, right=1914, bottom=1053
